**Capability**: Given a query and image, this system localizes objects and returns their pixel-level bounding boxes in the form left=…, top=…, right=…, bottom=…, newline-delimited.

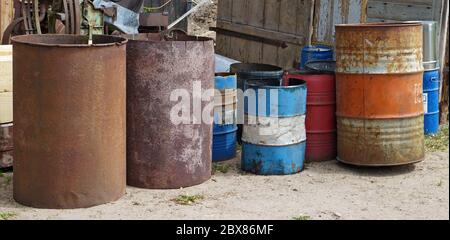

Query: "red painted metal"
left=285, top=71, right=337, bottom=162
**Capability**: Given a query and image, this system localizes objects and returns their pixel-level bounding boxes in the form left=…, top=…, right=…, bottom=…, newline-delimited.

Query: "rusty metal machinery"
left=2, top=0, right=142, bottom=44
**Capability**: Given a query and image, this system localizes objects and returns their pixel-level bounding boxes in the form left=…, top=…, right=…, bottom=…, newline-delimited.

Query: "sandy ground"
left=0, top=150, right=448, bottom=220
left=188, top=0, right=217, bottom=39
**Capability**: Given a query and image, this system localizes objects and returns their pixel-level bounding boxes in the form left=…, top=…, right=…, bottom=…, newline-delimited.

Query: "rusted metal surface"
left=126, top=33, right=214, bottom=189
left=335, top=23, right=423, bottom=74
left=0, top=123, right=13, bottom=168
left=337, top=117, right=424, bottom=166
left=12, top=34, right=127, bottom=209
left=335, top=23, right=425, bottom=166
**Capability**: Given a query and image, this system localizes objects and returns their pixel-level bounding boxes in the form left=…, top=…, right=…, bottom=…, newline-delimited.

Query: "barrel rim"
left=11, top=34, right=128, bottom=48
left=286, top=69, right=334, bottom=76
left=246, top=78, right=307, bottom=89
left=335, top=22, right=422, bottom=28
left=302, top=44, right=333, bottom=52
left=230, top=63, right=284, bottom=74
left=305, top=60, right=336, bottom=74
left=215, top=72, right=237, bottom=77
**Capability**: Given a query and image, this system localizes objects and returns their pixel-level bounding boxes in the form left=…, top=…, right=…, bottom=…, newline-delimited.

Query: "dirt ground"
left=0, top=149, right=448, bottom=220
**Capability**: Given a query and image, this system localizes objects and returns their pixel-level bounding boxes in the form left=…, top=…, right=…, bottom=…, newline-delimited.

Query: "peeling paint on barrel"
left=12, top=34, right=127, bottom=209
left=126, top=33, right=214, bottom=189
left=335, top=23, right=425, bottom=166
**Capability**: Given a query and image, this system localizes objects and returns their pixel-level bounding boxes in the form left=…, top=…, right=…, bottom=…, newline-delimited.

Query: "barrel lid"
left=305, top=60, right=336, bottom=74
left=303, top=45, right=332, bottom=52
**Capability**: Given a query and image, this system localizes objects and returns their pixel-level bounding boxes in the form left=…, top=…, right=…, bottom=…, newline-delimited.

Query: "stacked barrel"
left=213, top=73, right=238, bottom=162
left=286, top=61, right=337, bottom=162
left=241, top=78, right=307, bottom=175
left=420, top=21, right=441, bottom=135
left=299, top=45, right=334, bottom=70
left=0, top=45, right=13, bottom=168
left=230, top=63, right=284, bottom=143
left=335, top=23, right=425, bottom=166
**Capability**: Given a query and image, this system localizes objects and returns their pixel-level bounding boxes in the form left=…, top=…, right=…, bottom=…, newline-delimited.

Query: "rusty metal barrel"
left=126, top=33, right=214, bottom=189
left=335, top=23, right=425, bottom=166
left=12, top=35, right=127, bottom=209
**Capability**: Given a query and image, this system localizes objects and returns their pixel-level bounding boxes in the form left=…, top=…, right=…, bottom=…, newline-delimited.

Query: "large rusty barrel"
left=335, top=23, right=425, bottom=166
left=126, top=33, right=214, bottom=189
left=12, top=35, right=127, bottom=209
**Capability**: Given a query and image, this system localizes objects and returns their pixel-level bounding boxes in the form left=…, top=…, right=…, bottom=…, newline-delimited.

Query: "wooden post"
left=438, top=0, right=449, bottom=123
left=0, top=0, right=15, bottom=43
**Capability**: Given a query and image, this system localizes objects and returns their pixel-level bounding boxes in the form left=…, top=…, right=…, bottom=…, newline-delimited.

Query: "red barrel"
left=285, top=70, right=337, bottom=162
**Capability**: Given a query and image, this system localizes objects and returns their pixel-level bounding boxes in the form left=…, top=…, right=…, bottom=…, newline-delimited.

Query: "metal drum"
left=242, top=78, right=307, bottom=175
left=299, top=45, right=334, bottom=70
left=335, top=23, right=425, bottom=166
left=12, top=35, right=127, bottom=209
left=230, top=63, right=284, bottom=143
left=423, top=69, right=440, bottom=135
left=213, top=73, right=238, bottom=162
left=421, top=21, right=438, bottom=71
left=286, top=68, right=336, bottom=162
left=126, top=33, right=214, bottom=189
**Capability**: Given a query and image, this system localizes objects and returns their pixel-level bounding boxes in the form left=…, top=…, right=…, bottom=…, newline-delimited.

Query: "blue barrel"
left=299, top=45, right=334, bottom=70
left=242, top=78, right=307, bottom=175
left=213, top=73, right=238, bottom=162
left=423, top=69, right=440, bottom=135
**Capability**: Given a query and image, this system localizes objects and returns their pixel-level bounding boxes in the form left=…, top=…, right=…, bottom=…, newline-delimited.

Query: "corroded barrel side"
left=126, top=34, right=214, bottom=189
left=12, top=35, right=127, bottom=208
left=335, top=23, right=425, bottom=166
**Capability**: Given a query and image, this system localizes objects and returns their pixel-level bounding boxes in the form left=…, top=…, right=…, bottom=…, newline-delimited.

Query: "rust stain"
left=337, top=117, right=425, bottom=166
left=336, top=23, right=423, bottom=74
left=12, top=34, right=127, bottom=209
left=335, top=23, right=425, bottom=167
left=126, top=33, right=214, bottom=189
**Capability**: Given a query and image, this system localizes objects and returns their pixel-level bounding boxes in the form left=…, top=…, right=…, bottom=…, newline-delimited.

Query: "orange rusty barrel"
left=12, top=35, right=127, bottom=209
left=335, top=23, right=425, bottom=166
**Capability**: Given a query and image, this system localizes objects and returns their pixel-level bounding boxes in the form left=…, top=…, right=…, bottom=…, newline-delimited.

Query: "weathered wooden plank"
left=262, top=0, right=281, bottom=66
left=229, top=0, right=249, bottom=62
left=218, top=0, right=233, bottom=21
left=231, top=0, right=248, bottom=25
left=367, top=0, right=433, bottom=21
left=216, top=20, right=306, bottom=45
left=246, top=0, right=264, bottom=63
left=0, top=0, right=14, bottom=42
left=215, top=33, right=231, bottom=57
left=278, top=0, right=302, bottom=68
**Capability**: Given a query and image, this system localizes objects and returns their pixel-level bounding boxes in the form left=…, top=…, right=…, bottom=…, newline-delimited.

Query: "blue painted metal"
left=242, top=78, right=307, bottom=175
left=213, top=125, right=238, bottom=162
left=244, top=80, right=307, bottom=117
left=215, top=73, right=238, bottom=89
left=242, top=142, right=306, bottom=175
left=299, top=45, right=334, bottom=70
left=423, top=69, right=440, bottom=135
left=213, top=73, right=238, bottom=162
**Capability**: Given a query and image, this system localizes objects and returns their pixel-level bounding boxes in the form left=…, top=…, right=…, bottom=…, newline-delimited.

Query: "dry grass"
left=172, top=195, right=205, bottom=206
left=425, top=124, right=449, bottom=152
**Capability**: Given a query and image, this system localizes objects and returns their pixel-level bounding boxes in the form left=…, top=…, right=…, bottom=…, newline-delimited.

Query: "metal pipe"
left=167, top=0, right=212, bottom=29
